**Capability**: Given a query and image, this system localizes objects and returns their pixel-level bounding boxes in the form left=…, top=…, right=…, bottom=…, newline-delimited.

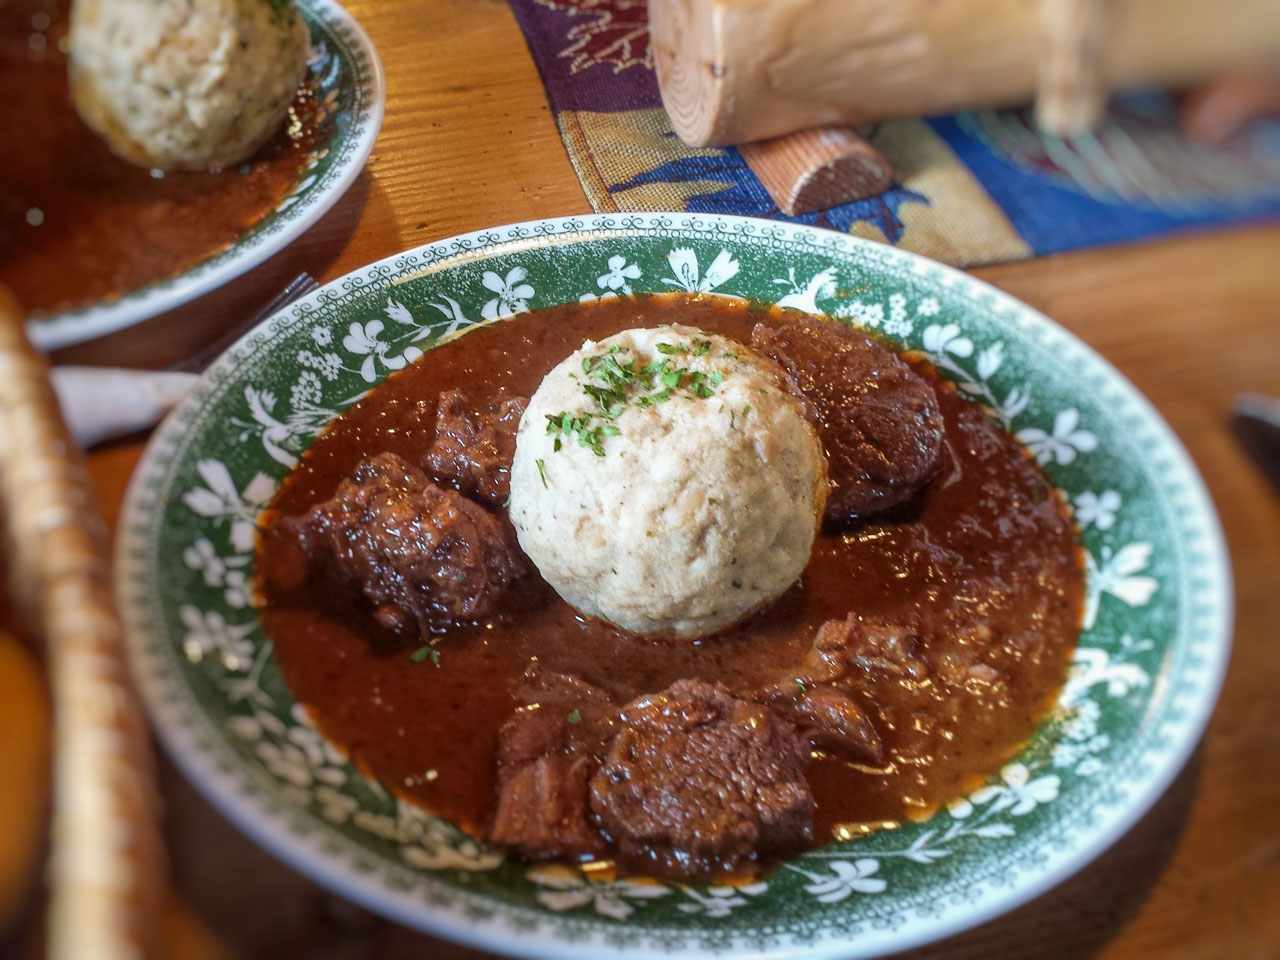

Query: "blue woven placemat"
left=510, top=0, right=1280, bottom=266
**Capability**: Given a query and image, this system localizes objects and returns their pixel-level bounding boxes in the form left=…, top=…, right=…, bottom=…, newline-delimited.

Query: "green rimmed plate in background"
left=26, top=0, right=384, bottom=352
left=116, top=214, right=1231, bottom=959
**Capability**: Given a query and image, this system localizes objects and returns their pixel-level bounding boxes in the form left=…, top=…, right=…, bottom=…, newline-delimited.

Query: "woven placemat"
left=509, top=0, right=1280, bottom=266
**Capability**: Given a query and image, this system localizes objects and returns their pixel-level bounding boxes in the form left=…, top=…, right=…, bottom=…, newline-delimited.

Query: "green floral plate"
left=117, top=214, right=1232, bottom=958
left=27, top=0, right=384, bottom=351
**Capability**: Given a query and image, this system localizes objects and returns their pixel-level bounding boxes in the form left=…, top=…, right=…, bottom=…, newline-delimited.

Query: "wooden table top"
left=28, top=0, right=1280, bottom=957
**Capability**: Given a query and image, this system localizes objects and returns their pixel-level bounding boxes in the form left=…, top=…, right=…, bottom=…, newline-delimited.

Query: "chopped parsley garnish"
left=536, top=458, right=548, bottom=487
left=502, top=493, right=512, bottom=508
left=568, top=708, right=582, bottom=725
left=410, top=646, right=440, bottom=666
left=656, top=337, right=711, bottom=356
left=686, top=371, right=717, bottom=398
left=632, top=388, right=671, bottom=408
left=545, top=340, right=730, bottom=457
left=546, top=412, right=617, bottom=457
left=795, top=679, right=807, bottom=695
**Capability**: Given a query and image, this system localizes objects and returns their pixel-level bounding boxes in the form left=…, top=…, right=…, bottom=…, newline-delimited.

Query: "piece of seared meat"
left=284, top=452, right=523, bottom=632
left=490, top=669, right=616, bottom=859
left=424, top=389, right=527, bottom=506
left=801, top=612, right=1004, bottom=690
left=750, top=316, right=944, bottom=525
left=751, top=613, right=934, bottom=765
left=756, top=684, right=884, bottom=766
left=490, top=755, right=602, bottom=859
left=803, top=613, right=930, bottom=684
left=589, top=679, right=813, bottom=878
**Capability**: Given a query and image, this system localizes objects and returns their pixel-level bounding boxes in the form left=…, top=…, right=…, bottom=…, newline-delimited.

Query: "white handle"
left=49, top=368, right=198, bottom=448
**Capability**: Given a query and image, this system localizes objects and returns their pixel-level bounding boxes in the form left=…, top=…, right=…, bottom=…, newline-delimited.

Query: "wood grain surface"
left=11, top=0, right=1280, bottom=957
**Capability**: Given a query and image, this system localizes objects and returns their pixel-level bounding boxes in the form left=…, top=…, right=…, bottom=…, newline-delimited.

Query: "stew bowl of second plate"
left=14, top=0, right=383, bottom=351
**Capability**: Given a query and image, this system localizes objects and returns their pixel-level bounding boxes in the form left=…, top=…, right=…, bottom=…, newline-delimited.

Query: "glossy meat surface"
left=751, top=316, right=945, bottom=524
left=589, top=680, right=813, bottom=878
left=424, top=389, right=527, bottom=506
left=800, top=613, right=930, bottom=684
left=490, top=669, right=616, bottom=859
left=756, top=684, right=884, bottom=766
left=281, top=453, right=523, bottom=632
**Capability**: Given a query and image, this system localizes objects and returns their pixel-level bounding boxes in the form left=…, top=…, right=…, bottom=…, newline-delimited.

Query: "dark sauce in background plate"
left=0, top=0, right=323, bottom=317
left=257, top=294, right=1085, bottom=858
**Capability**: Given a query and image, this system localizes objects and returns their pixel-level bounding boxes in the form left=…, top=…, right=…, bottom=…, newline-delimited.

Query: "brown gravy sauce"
left=0, top=0, right=322, bottom=316
left=258, top=294, right=1084, bottom=853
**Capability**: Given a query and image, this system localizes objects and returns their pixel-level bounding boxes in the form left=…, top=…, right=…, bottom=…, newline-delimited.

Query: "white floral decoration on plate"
left=481, top=266, right=536, bottom=319
left=181, top=460, right=277, bottom=553
left=528, top=865, right=671, bottom=920
left=775, top=266, right=837, bottom=313
left=1017, top=408, right=1099, bottom=466
left=1074, top=489, right=1122, bottom=530
left=662, top=247, right=740, bottom=293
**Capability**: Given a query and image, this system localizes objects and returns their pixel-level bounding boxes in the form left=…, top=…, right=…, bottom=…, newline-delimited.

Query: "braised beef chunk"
left=424, top=389, right=527, bottom=506
left=589, top=679, right=813, bottom=877
left=804, top=613, right=930, bottom=683
left=753, top=615, right=897, bottom=764
left=750, top=317, right=944, bottom=524
left=805, top=613, right=1006, bottom=694
left=757, top=686, right=884, bottom=766
left=490, top=755, right=604, bottom=858
left=497, top=668, right=618, bottom=772
left=490, top=669, right=616, bottom=859
left=285, top=452, right=523, bottom=631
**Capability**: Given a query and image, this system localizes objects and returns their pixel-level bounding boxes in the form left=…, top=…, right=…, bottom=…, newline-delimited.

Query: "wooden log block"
left=1036, top=0, right=1112, bottom=136
left=738, top=127, right=893, bottom=214
left=649, top=0, right=1280, bottom=147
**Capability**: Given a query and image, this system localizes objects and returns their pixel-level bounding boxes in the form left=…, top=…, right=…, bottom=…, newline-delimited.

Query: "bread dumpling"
left=509, top=325, right=827, bottom=640
left=68, top=0, right=310, bottom=171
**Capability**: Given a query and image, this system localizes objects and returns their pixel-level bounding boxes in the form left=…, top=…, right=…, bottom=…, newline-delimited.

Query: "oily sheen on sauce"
left=256, top=294, right=1084, bottom=874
